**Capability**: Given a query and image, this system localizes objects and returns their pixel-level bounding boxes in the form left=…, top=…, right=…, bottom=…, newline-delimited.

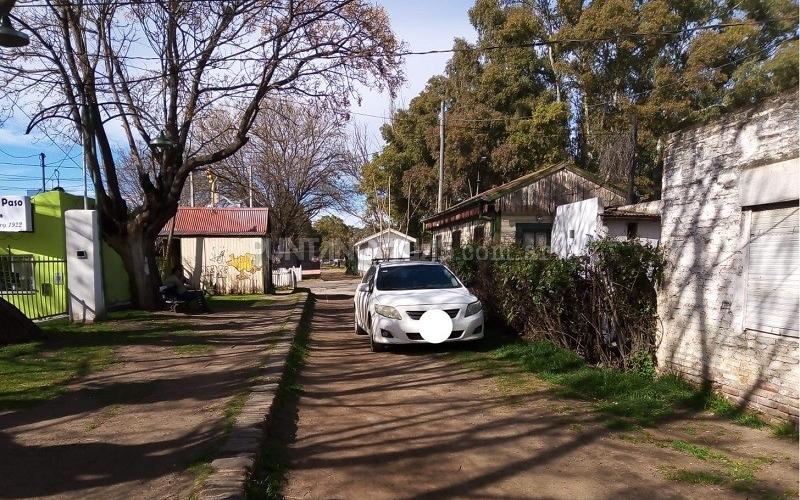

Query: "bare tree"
left=208, top=99, right=357, bottom=239
left=347, top=124, right=389, bottom=231
left=0, top=0, right=402, bottom=309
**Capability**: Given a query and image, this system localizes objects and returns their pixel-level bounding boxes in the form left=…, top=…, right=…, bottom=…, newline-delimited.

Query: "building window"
left=626, top=222, right=639, bottom=240
left=569, top=229, right=575, bottom=239
left=473, top=225, right=485, bottom=245
left=744, top=204, right=799, bottom=337
left=435, top=234, right=443, bottom=259
left=515, top=223, right=552, bottom=249
left=451, top=230, right=461, bottom=249
left=0, top=255, right=35, bottom=293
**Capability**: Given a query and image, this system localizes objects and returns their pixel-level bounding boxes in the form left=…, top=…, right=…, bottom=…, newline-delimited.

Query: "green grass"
left=670, top=440, right=726, bottom=461
left=0, top=340, right=114, bottom=408
left=771, top=421, right=799, bottom=440
left=662, top=467, right=726, bottom=485
left=187, top=460, right=216, bottom=500
left=209, top=294, right=275, bottom=310
left=1, top=296, right=270, bottom=409
left=245, top=294, right=315, bottom=500
left=224, top=390, right=251, bottom=433
left=173, top=343, right=216, bottom=355
left=664, top=440, right=777, bottom=493
left=452, top=338, right=768, bottom=429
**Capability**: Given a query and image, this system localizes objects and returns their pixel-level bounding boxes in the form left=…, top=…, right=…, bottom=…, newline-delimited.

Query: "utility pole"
left=81, top=105, right=88, bottom=209
left=189, top=171, right=195, bottom=207
left=406, top=181, right=411, bottom=235
left=388, top=175, right=391, bottom=229
left=248, top=163, right=253, bottom=207
left=437, top=100, right=445, bottom=213
left=39, top=153, right=45, bottom=193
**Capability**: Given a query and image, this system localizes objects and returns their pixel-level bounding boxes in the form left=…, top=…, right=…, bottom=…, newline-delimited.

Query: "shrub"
left=448, top=239, right=665, bottom=370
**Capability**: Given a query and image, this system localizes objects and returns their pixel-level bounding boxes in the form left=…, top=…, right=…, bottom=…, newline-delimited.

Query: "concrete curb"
left=198, top=293, right=307, bottom=500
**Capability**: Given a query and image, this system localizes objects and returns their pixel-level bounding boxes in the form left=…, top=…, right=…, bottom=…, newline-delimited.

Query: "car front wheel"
left=368, top=316, right=386, bottom=352
left=354, top=318, right=367, bottom=336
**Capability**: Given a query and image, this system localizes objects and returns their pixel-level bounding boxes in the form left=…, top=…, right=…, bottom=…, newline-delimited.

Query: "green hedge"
left=448, top=240, right=665, bottom=371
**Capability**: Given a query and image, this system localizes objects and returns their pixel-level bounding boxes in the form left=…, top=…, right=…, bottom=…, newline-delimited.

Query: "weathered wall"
left=0, top=190, right=130, bottom=312
left=498, top=167, right=625, bottom=215
left=604, top=219, right=661, bottom=246
left=431, top=218, right=489, bottom=255
left=499, top=215, right=553, bottom=245
left=657, top=92, right=799, bottom=421
left=551, top=198, right=603, bottom=257
left=181, top=236, right=267, bottom=294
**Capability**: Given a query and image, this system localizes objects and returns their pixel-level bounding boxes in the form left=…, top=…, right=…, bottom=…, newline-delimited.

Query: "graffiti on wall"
left=226, top=253, right=262, bottom=280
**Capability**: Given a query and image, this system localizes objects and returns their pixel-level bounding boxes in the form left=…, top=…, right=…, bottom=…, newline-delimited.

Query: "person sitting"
left=163, top=265, right=210, bottom=312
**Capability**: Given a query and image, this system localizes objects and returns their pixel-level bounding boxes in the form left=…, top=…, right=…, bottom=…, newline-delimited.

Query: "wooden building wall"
left=498, top=168, right=625, bottom=216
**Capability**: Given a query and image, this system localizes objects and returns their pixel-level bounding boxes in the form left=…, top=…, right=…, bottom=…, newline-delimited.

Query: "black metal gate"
left=0, top=254, right=68, bottom=320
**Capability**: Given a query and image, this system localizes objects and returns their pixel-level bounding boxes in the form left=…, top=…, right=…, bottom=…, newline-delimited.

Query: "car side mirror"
left=357, top=283, right=370, bottom=293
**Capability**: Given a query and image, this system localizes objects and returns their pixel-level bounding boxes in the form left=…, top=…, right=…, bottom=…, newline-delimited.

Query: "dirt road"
left=283, top=283, right=798, bottom=499
left=0, top=294, right=301, bottom=500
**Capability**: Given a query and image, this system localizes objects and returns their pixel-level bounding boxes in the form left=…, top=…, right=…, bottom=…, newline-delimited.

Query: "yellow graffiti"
left=226, top=253, right=262, bottom=280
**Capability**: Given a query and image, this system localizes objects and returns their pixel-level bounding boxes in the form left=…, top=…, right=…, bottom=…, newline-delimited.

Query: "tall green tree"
left=361, top=0, right=798, bottom=234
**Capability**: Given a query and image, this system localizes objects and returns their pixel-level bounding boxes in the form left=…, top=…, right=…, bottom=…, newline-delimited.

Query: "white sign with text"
left=0, top=196, right=33, bottom=232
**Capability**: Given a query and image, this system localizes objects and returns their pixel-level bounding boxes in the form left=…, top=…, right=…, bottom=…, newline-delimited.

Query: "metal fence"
left=0, top=254, right=68, bottom=320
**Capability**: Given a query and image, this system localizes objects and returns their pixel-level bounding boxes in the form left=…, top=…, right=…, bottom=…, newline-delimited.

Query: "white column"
left=65, top=210, right=106, bottom=323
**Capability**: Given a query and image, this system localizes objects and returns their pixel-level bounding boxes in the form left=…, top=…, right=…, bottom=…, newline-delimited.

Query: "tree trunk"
left=112, top=229, right=163, bottom=310
left=0, top=298, right=43, bottom=344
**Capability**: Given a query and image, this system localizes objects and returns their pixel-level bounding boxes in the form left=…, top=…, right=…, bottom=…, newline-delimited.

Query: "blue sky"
left=0, top=1, right=477, bottom=205
left=349, top=0, right=476, bottom=144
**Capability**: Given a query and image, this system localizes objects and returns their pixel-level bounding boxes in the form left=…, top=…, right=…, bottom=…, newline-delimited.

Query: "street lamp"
left=0, top=1, right=29, bottom=48
left=149, top=130, right=174, bottom=149
left=150, top=129, right=178, bottom=272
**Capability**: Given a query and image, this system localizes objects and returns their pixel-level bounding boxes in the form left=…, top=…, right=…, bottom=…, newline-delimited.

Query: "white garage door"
left=744, top=205, right=799, bottom=337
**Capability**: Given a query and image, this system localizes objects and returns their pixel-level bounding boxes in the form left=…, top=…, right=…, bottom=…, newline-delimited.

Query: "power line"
left=0, top=147, right=41, bottom=159
left=15, top=0, right=287, bottom=8
left=10, top=102, right=86, bottom=175
left=5, top=17, right=790, bottom=63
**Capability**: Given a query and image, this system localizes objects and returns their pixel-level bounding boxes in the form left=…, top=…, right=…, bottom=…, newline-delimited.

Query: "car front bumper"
left=371, top=309, right=484, bottom=345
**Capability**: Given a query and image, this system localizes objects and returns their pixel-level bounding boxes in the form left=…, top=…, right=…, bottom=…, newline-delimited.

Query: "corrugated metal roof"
left=160, top=207, right=270, bottom=237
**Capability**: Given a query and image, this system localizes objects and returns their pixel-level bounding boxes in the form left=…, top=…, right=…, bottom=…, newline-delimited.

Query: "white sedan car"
left=354, top=260, right=484, bottom=352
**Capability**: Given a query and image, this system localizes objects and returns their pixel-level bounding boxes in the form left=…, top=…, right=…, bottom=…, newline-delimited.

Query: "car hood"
left=373, top=288, right=476, bottom=307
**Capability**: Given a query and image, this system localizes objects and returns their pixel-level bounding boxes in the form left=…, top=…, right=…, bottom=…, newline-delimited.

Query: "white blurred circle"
left=419, top=310, right=453, bottom=344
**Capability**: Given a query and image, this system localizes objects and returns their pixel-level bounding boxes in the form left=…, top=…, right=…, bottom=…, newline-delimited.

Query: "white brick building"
left=657, top=92, right=799, bottom=421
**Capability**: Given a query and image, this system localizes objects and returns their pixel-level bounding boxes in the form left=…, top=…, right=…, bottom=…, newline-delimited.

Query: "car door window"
left=362, top=265, right=376, bottom=285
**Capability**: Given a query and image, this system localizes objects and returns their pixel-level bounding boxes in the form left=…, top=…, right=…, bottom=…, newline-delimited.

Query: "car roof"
left=376, top=260, right=443, bottom=268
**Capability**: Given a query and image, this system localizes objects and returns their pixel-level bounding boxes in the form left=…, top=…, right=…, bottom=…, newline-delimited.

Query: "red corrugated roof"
left=160, top=207, right=270, bottom=237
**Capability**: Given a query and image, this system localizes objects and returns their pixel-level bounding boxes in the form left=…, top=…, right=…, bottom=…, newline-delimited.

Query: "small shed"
left=551, top=198, right=661, bottom=257
left=601, top=200, right=661, bottom=246
left=354, top=228, right=416, bottom=274
left=161, top=207, right=272, bottom=294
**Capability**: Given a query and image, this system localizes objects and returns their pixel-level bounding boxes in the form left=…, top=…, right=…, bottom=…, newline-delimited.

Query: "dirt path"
left=283, top=286, right=798, bottom=499
left=0, top=294, right=301, bottom=500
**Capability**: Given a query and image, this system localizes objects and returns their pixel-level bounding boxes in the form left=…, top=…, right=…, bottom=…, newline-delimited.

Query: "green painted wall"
left=0, top=190, right=69, bottom=258
left=0, top=190, right=131, bottom=318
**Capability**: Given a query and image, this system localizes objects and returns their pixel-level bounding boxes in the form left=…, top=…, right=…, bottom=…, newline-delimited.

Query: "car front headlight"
left=465, top=300, right=482, bottom=317
left=374, top=304, right=402, bottom=320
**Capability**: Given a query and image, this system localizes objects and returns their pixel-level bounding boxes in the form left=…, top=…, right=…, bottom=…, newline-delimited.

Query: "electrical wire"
left=0, top=147, right=40, bottom=159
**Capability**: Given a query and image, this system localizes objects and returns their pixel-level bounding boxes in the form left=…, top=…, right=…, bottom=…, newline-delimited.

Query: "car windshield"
left=375, top=264, right=461, bottom=291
